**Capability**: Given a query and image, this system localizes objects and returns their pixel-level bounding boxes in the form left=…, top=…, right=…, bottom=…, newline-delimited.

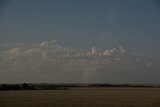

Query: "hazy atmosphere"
left=0, top=0, right=160, bottom=84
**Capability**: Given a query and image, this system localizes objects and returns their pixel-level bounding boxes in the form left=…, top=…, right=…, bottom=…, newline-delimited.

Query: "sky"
left=0, top=0, right=160, bottom=84
left=0, top=0, right=160, bottom=56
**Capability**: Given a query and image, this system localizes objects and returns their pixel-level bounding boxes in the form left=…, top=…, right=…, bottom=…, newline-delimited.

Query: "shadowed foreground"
left=0, top=88, right=160, bottom=107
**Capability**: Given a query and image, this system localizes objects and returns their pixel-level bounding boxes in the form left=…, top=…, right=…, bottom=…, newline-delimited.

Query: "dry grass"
left=0, top=88, right=160, bottom=107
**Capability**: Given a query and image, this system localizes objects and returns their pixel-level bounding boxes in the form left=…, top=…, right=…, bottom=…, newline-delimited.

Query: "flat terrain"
left=0, top=88, right=160, bottom=107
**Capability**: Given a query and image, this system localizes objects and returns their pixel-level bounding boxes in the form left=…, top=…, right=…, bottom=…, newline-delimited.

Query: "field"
left=0, top=88, right=160, bottom=107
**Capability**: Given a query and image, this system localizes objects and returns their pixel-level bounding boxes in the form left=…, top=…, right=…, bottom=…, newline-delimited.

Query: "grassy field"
left=0, top=88, right=160, bottom=107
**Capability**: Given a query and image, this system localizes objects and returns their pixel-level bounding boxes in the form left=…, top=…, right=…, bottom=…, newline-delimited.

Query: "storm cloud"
left=0, top=40, right=160, bottom=84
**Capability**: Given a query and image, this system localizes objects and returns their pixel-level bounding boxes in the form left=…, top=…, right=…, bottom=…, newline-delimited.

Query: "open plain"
left=0, top=87, right=160, bottom=107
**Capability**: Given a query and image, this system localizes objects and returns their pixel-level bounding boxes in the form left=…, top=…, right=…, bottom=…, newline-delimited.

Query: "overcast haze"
left=0, top=0, right=160, bottom=84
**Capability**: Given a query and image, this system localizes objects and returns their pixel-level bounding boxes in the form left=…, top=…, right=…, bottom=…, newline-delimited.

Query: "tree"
left=22, top=83, right=29, bottom=90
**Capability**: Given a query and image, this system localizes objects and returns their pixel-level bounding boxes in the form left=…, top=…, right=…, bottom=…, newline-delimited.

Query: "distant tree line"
left=0, top=83, right=156, bottom=91
left=0, top=83, right=69, bottom=90
left=0, top=83, right=36, bottom=90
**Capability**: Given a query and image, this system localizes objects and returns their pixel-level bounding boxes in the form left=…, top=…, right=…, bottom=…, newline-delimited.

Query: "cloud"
left=0, top=40, right=159, bottom=83
left=103, top=46, right=125, bottom=57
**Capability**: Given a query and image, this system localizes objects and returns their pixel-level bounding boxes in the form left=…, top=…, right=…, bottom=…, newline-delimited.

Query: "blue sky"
left=0, top=0, right=160, bottom=56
